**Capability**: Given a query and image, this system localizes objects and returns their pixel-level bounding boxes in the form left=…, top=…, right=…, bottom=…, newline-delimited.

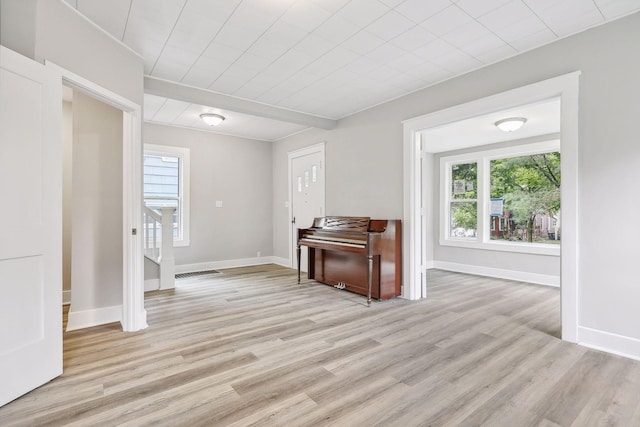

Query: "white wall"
left=70, top=91, right=123, bottom=312
left=144, top=123, right=273, bottom=268
left=274, top=13, right=640, bottom=357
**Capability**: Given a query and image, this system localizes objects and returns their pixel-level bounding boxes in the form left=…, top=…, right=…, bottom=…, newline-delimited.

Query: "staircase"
left=143, top=205, right=176, bottom=290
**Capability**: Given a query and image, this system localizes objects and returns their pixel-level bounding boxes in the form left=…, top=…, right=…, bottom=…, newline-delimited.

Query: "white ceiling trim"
left=144, top=75, right=337, bottom=130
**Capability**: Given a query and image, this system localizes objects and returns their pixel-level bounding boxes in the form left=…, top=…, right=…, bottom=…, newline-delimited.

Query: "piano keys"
left=297, top=216, right=402, bottom=305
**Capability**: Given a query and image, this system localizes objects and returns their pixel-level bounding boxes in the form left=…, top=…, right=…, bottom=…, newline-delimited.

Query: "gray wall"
left=62, top=100, right=72, bottom=293
left=71, top=91, right=123, bottom=311
left=274, top=13, right=640, bottom=344
left=0, top=0, right=143, bottom=104
left=144, top=123, right=273, bottom=267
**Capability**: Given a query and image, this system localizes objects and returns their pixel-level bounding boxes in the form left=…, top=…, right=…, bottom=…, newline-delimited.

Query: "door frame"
left=402, top=72, right=580, bottom=343
left=287, top=143, right=326, bottom=268
left=46, top=61, right=146, bottom=332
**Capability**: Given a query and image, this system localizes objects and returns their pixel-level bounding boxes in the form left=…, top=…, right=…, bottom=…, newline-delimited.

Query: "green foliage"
left=491, top=152, right=561, bottom=242
left=451, top=202, right=477, bottom=231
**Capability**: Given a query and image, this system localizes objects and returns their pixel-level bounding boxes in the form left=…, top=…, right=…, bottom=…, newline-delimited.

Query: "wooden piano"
left=297, top=216, right=401, bottom=305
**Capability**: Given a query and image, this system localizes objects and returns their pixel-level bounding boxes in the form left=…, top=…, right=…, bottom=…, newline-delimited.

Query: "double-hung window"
left=143, top=144, right=190, bottom=247
left=440, top=140, right=560, bottom=256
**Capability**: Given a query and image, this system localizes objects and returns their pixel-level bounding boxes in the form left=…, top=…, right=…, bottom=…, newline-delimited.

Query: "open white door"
left=0, top=46, right=62, bottom=406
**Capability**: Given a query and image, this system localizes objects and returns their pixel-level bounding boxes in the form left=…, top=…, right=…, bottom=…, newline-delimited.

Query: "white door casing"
left=288, top=144, right=325, bottom=271
left=46, top=62, right=146, bottom=333
left=0, top=46, right=63, bottom=406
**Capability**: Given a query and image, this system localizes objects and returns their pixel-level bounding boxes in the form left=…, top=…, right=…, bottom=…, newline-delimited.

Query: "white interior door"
left=0, top=46, right=62, bottom=406
left=291, top=149, right=325, bottom=272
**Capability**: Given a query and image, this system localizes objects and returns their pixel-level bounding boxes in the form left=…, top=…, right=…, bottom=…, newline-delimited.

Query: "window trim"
left=440, top=140, right=560, bottom=256
left=144, top=143, right=190, bottom=247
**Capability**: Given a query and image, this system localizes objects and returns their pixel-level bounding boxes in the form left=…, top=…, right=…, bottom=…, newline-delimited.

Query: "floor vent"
left=175, top=270, right=222, bottom=279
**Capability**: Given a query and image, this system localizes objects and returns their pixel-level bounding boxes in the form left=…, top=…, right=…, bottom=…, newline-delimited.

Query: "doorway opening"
left=402, top=72, right=580, bottom=343
left=49, top=61, right=145, bottom=332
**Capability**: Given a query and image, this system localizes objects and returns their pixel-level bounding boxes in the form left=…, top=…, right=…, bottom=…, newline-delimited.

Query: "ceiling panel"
left=365, top=10, right=416, bottom=41
left=67, top=0, right=640, bottom=130
left=395, top=0, right=452, bottom=23
left=421, top=98, right=561, bottom=153
left=335, top=0, right=389, bottom=28
left=421, top=5, right=474, bottom=37
left=144, top=95, right=309, bottom=141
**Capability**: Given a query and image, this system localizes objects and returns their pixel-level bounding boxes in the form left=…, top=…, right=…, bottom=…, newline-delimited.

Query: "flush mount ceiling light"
left=494, top=117, right=527, bottom=132
left=199, top=113, right=225, bottom=126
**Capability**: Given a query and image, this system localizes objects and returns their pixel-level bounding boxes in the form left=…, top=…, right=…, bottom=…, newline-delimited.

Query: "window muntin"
left=143, top=144, right=190, bottom=247
left=440, top=141, right=560, bottom=256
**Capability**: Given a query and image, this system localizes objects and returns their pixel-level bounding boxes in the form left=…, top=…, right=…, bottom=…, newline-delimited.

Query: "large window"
left=143, top=144, right=190, bottom=247
left=441, top=140, right=560, bottom=255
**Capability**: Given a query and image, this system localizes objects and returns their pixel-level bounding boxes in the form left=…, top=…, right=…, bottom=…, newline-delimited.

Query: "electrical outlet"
left=257, top=251, right=261, bottom=257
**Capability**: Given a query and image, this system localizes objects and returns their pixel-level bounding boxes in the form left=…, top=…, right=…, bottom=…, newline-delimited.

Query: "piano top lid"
left=314, top=216, right=371, bottom=232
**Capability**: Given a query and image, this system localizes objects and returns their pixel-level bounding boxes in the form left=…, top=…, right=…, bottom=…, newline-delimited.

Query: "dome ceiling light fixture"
left=494, top=117, right=527, bottom=132
left=199, top=113, right=225, bottom=126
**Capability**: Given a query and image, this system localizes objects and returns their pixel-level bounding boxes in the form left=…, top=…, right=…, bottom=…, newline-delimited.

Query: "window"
left=440, top=140, right=560, bottom=256
left=143, top=144, right=190, bottom=247
left=449, top=161, right=477, bottom=238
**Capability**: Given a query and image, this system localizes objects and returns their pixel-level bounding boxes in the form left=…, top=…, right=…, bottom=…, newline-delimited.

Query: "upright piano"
left=297, top=216, right=401, bottom=305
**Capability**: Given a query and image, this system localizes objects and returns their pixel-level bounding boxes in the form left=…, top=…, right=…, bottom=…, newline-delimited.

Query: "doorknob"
left=291, top=216, right=296, bottom=224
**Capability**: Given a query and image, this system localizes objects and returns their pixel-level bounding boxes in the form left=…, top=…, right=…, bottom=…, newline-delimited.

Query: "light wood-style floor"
left=2, top=265, right=640, bottom=426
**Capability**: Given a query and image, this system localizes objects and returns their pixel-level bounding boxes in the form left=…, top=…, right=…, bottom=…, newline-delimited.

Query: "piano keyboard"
left=298, top=237, right=366, bottom=248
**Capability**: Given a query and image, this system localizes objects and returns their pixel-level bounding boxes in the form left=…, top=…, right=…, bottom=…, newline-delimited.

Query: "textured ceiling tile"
left=280, top=1, right=332, bottom=32
left=292, top=33, right=336, bottom=58
left=478, top=0, right=535, bottom=31
left=313, top=14, right=361, bottom=44
left=455, top=0, right=512, bottom=18
left=441, top=20, right=492, bottom=48
left=389, top=25, right=436, bottom=52
left=395, top=0, right=452, bottom=23
left=365, top=10, right=417, bottom=40
left=335, top=0, right=390, bottom=28
left=421, top=5, right=474, bottom=37
left=342, top=30, right=387, bottom=55
left=596, top=0, right=640, bottom=19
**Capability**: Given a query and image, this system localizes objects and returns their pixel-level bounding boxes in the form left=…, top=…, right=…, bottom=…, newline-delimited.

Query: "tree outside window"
left=490, top=152, right=560, bottom=244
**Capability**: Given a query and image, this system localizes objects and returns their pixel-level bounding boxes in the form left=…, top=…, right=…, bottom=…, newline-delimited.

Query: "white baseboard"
left=271, top=256, right=291, bottom=268
left=175, top=256, right=291, bottom=274
left=62, top=290, right=71, bottom=305
left=578, top=326, right=640, bottom=361
left=144, top=278, right=159, bottom=292
left=66, top=305, right=122, bottom=332
left=432, top=261, right=559, bottom=287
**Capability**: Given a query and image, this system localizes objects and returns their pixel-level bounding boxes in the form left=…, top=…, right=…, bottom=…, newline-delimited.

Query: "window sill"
left=439, top=238, right=560, bottom=256
left=174, top=239, right=190, bottom=248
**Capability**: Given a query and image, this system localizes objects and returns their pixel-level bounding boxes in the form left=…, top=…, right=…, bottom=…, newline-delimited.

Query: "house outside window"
left=143, top=144, right=190, bottom=247
left=440, top=140, right=560, bottom=256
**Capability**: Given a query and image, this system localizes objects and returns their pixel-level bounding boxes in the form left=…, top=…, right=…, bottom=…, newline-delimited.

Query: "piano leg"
left=367, top=254, right=373, bottom=306
left=297, top=244, right=301, bottom=284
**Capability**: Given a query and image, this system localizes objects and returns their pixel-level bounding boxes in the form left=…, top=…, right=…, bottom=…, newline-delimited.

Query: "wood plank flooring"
left=2, top=265, right=640, bottom=426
